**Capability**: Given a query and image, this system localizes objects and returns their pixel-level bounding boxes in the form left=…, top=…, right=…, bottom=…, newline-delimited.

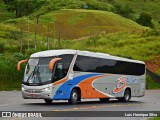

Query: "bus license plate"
left=31, top=94, right=36, bottom=98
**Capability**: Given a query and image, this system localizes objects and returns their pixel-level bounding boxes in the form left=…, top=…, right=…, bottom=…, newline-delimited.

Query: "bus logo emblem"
left=113, top=76, right=127, bottom=94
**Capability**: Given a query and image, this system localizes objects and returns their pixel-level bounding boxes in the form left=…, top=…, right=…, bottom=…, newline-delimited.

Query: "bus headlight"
left=22, top=87, right=25, bottom=91
left=22, top=85, right=26, bottom=91
left=41, top=87, right=52, bottom=92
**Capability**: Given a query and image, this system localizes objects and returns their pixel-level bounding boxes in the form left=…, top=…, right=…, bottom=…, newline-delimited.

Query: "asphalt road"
left=0, top=90, right=160, bottom=120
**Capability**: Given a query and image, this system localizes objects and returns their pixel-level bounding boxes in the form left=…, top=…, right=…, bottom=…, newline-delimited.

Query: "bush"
left=6, top=31, right=21, bottom=40
left=113, top=4, right=134, bottom=19
left=137, top=13, right=154, bottom=28
left=0, top=41, right=5, bottom=53
left=14, top=53, right=24, bottom=60
left=25, top=48, right=36, bottom=55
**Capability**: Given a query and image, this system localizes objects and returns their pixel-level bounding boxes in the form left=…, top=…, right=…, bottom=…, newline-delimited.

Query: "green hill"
left=1, top=9, right=146, bottom=40
left=1, top=0, right=160, bottom=29
left=0, top=8, right=148, bottom=55
left=106, top=0, right=160, bottom=29
left=38, top=9, right=147, bottom=39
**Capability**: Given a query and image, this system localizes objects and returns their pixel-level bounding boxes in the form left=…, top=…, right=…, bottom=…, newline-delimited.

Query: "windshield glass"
left=23, top=58, right=54, bottom=85
left=23, top=54, right=74, bottom=85
left=24, top=59, right=39, bottom=83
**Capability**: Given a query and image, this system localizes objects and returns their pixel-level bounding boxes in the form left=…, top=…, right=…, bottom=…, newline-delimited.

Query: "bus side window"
left=53, top=63, right=65, bottom=82
left=63, top=63, right=70, bottom=76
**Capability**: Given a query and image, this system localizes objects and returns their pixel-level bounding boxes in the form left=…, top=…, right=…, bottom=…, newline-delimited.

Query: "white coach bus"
left=17, top=49, right=146, bottom=104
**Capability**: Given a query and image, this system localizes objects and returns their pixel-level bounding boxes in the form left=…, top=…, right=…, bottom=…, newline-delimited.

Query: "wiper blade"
left=26, top=65, right=42, bottom=84
left=34, top=66, right=42, bottom=83
left=26, top=66, right=36, bottom=83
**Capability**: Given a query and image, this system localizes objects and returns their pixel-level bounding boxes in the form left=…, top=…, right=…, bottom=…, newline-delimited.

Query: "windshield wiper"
left=26, top=66, right=37, bottom=83
left=26, top=65, right=42, bottom=84
left=34, top=66, right=42, bottom=83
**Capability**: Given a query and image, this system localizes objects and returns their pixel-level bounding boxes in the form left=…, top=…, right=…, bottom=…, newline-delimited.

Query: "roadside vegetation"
left=149, top=117, right=160, bottom=120
left=1, top=30, right=160, bottom=90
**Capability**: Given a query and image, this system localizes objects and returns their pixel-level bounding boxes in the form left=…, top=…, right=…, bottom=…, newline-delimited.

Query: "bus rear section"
left=17, top=50, right=146, bottom=104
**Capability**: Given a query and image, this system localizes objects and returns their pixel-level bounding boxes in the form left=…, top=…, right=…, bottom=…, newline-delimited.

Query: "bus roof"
left=30, top=49, right=145, bottom=64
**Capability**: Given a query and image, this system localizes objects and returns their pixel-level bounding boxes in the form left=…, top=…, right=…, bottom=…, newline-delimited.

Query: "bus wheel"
left=99, top=98, right=110, bottom=103
left=44, top=99, right=53, bottom=104
left=68, top=89, right=78, bottom=104
left=118, top=89, right=131, bottom=102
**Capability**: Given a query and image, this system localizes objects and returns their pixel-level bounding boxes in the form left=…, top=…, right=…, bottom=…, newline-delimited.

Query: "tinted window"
left=39, top=57, right=54, bottom=65
left=59, top=54, right=74, bottom=73
left=73, top=56, right=89, bottom=72
left=52, top=54, right=74, bottom=82
left=73, top=56, right=145, bottom=75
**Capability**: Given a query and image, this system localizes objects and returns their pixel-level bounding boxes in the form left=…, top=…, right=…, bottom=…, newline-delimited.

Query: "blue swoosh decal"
left=53, top=73, right=101, bottom=99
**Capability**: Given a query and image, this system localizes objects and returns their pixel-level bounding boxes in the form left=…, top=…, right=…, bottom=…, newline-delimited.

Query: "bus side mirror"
left=17, top=59, right=28, bottom=71
left=49, top=58, right=62, bottom=70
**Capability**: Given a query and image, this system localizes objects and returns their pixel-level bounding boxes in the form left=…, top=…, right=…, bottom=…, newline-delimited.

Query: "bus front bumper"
left=21, top=84, right=54, bottom=100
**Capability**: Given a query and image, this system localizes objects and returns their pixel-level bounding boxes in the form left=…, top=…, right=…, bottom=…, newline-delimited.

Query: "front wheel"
left=118, top=89, right=131, bottom=102
left=44, top=99, right=53, bottom=104
left=68, top=89, right=79, bottom=104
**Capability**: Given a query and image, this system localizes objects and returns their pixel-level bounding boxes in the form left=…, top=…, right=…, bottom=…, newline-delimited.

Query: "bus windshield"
left=23, top=54, right=74, bottom=85
left=23, top=58, right=54, bottom=85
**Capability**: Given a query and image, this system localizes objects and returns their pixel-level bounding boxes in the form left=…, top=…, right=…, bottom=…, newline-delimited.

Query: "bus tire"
left=68, top=89, right=79, bottom=104
left=118, top=89, right=131, bottom=102
left=99, top=98, right=110, bottom=103
left=44, top=99, right=53, bottom=104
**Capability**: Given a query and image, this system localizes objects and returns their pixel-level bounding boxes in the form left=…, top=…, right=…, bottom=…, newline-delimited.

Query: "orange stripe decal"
left=78, top=75, right=110, bottom=98
left=53, top=77, right=68, bottom=85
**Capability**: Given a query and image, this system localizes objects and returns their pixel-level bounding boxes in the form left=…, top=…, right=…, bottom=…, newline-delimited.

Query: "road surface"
left=0, top=90, right=160, bottom=120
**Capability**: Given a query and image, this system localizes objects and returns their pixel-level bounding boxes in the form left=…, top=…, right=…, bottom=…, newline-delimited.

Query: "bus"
left=17, top=49, right=146, bottom=104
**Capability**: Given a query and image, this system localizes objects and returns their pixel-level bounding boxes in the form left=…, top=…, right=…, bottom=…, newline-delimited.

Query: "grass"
left=148, top=117, right=160, bottom=120
left=146, top=75, right=160, bottom=89
left=54, top=32, right=160, bottom=61
left=38, top=9, right=147, bottom=39
left=0, top=57, right=24, bottom=91
left=156, top=69, right=160, bottom=76
left=1, top=31, right=160, bottom=90
left=1, top=9, right=147, bottom=40
left=34, top=0, right=160, bottom=30
left=108, top=0, right=160, bottom=29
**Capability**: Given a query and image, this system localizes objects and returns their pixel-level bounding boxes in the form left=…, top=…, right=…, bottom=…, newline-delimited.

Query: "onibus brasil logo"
left=113, top=76, right=127, bottom=94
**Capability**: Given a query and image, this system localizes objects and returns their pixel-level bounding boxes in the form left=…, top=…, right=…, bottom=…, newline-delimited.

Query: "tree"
left=137, top=13, right=154, bottom=28
left=0, top=0, right=12, bottom=21
left=114, top=4, right=134, bottom=19
left=3, top=0, right=45, bottom=18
